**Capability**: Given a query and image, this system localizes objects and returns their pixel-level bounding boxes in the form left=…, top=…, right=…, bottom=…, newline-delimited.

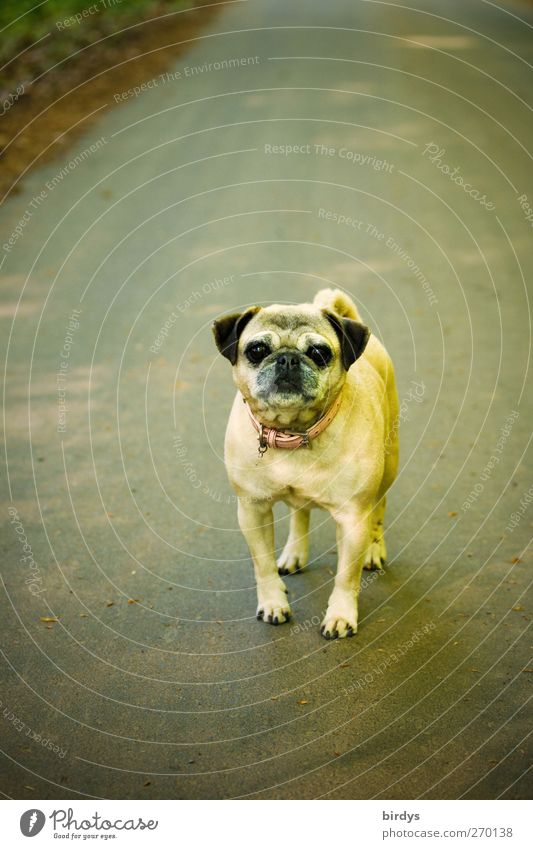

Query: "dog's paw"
left=363, top=534, right=387, bottom=571
left=321, top=593, right=358, bottom=640
left=277, top=539, right=308, bottom=575
left=256, top=578, right=291, bottom=625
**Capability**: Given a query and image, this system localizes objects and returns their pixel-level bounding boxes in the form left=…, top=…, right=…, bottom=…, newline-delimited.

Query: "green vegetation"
left=0, top=0, right=192, bottom=66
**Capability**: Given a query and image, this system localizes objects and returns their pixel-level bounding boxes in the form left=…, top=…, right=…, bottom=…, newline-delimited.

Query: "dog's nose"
left=276, top=353, right=300, bottom=372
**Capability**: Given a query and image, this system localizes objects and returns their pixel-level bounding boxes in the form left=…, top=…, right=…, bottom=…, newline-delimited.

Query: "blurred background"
left=0, top=0, right=531, bottom=800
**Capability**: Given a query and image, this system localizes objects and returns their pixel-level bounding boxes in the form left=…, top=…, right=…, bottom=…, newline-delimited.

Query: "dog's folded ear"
left=212, top=307, right=261, bottom=364
left=322, top=310, right=371, bottom=370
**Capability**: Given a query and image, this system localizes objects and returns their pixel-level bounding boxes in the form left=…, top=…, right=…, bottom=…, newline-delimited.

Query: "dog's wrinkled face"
left=213, top=303, right=370, bottom=428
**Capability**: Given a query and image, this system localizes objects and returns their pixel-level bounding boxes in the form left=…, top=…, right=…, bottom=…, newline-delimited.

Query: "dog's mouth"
left=274, top=375, right=303, bottom=394
left=258, top=377, right=316, bottom=404
left=255, top=356, right=319, bottom=403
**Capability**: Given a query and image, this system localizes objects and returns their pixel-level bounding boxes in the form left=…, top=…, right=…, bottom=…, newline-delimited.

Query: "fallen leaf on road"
left=513, top=605, right=524, bottom=611
left=448, top=511, right=458, bottom=517
left=40, top=616, right=58, bottom=623
left=297, top=699, right=309, bottom=705
left=128, top=599, right=140, bottom=604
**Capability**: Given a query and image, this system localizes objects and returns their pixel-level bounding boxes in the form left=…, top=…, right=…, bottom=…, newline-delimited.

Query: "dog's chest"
left=251, top=445, right=364, bottom=509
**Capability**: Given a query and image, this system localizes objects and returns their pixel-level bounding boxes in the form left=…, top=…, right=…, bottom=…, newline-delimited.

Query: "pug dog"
left=212, top=289, right=399, bottom=639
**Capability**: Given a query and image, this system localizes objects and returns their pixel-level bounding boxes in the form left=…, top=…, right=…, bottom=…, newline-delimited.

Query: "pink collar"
left=243, top=392, right=343, bottom=455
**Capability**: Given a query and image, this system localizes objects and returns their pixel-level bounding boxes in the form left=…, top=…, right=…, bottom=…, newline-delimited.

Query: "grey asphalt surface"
left=1, top=0, right=532, bottom=801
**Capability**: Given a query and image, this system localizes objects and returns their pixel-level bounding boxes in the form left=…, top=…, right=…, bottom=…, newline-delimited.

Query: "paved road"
left=1, top=0, right=532, bottom=800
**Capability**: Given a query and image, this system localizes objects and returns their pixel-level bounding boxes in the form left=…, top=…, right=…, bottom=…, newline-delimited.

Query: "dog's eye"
left=306, top=345, right=332, bottom=367
left=245, top=342, right=271, bottom=364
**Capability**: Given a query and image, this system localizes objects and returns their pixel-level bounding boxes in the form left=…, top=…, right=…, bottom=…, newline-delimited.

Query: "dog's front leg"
left=277, top=507, right=310, bottom=575
left=237, top=498, right=291, bottom=625
left=321, top=505, right=370, bottom=639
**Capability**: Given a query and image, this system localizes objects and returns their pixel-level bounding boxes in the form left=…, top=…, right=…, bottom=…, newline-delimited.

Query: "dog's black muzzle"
left=273, top=352, right=304, bottom=392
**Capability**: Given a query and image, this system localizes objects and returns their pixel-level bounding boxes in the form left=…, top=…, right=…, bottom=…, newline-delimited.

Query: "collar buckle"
left=258, top=424, right=268, bottom=457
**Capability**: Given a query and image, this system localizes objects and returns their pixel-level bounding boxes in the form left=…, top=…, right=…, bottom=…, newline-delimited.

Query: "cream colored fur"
left=222, top=289, right=399, bottom=639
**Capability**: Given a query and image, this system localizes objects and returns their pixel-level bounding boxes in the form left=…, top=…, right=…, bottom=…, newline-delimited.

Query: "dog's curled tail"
left=313, top=288, right=361, bottom=321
